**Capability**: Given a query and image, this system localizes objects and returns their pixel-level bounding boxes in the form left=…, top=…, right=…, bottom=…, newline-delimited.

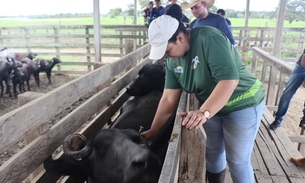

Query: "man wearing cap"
left=181, top=0, right=235, bottom=45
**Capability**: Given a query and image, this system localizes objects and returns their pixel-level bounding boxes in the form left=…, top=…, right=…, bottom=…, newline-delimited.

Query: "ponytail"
left=165, top=4, right=187, bottom=43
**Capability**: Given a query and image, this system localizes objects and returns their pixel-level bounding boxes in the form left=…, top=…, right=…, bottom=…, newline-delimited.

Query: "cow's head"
left=27, top=52, right=37, bottom=60
left=45, top=128, right=162, bottom=183
left=126, top=63, right=165, bottom=96
left=52, top=57, right=62, bottom=64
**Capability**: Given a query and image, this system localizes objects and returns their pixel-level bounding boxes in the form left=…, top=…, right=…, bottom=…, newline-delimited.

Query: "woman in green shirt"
left=141, top=4, right=265, bottom=183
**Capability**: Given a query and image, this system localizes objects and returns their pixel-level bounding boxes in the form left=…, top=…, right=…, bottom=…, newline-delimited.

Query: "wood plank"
left=255, top=125, right=285, bottom=176
left=0, top=63, right=112, bottom=151
left=270, top=175, right=290, bottom=183
left=253, top=133, right=271, bottom=175
left=255, top=174, right=273, bottom=183
left=159, top=92, right=188, bottom=183
left=260, top=109, right=305, bottom=179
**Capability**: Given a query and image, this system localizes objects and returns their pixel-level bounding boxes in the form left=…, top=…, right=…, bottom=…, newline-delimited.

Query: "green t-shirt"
left=165, top=26, right=265, bottom=114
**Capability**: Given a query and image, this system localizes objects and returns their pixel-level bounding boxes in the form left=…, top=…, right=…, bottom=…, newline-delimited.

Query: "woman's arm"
left=178, top=80, right=239, bottom=129
left=142, top=88, right=182, bottom=140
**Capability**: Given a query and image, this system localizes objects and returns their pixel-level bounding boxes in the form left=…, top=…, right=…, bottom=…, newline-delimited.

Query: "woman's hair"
left=165, top=4, right=187, bottom=43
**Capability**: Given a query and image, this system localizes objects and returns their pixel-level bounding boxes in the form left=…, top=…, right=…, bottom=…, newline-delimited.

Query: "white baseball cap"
left=148, top=15, right=179, bottom=60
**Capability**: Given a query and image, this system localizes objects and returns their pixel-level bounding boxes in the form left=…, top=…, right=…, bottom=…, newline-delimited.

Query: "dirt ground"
left=281, top=87, right=305, bottom=136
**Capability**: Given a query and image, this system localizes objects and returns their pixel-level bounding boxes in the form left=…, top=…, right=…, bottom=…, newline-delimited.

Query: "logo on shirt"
left=192, top=56, right=200, bottom=69
left=174, top=66, right=183, bottom=73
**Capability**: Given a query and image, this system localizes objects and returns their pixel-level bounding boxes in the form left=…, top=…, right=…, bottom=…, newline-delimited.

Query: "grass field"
left=1, top=16, right=305, bottom=27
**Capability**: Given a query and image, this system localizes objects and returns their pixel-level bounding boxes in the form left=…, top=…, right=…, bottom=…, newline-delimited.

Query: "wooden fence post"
left=124, top=39, right=136, bottom=72
left=179, top=94, right=206, bottom=183
left=54, top=26, right=61, bottom=72
left=25, top=28, right=31, bottom=53
left=85, top=26, right=91, bottom=72
left=125, top=39, right=136, bottom=55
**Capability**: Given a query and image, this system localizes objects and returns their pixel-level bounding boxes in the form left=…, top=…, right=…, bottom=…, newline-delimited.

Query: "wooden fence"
left=0, top=25, right=304, bottom=75
left=0, top=24, right=147, bottom=74
left=234, top=27, right=305, bottom=63
left=251, top=47, right=305, bottom=156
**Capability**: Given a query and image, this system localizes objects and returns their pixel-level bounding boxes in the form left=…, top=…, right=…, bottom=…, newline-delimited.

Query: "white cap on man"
left=148, top=15, right=179, bottom=60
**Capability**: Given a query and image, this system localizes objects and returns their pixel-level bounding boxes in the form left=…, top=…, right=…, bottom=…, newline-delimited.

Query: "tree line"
left=108, top=0, right=304, bottom=24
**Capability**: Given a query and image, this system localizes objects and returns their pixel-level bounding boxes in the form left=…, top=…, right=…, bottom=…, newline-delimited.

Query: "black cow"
left=0, top=50, right=16, bottom=97
left=36, top=57, right=62, bottom=85
left=11, top=62, right=30, bottom=97
left=44, top=128, right=162, bottom=183
left=44, top=62, right=174, bottom=182
left=111, top=62, right=175, bottom=163
left=126, top=62, right=165, bottom=96
left=111, top=90, right=176, bottom=163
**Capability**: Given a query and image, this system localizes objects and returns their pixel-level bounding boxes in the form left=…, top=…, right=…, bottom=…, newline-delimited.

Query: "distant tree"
left=284, top=0, right=305, bottom=23
left=109, top=8, right=122, bottom=19
left=125, top=3, right=135, bottom=16
left=209, top=5, right=217, bottom=13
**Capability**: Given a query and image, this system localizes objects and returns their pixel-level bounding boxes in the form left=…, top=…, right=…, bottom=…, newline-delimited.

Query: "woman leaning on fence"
left=141, top=4, right=266, bottom=183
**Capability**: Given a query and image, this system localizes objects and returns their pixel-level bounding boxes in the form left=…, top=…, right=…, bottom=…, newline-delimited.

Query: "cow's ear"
left=124, top=129, right=144, bottom=144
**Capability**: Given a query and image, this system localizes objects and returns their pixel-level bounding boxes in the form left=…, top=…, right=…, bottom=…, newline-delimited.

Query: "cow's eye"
left=95, top=143, right=101, bottom=149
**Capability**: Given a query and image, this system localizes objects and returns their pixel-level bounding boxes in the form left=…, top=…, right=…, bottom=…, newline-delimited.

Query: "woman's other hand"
left=178, top=111, right=208, bottom=129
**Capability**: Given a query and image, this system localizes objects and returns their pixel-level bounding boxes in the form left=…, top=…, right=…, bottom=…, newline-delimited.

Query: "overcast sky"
left=0, top=0, right=279, bottom=16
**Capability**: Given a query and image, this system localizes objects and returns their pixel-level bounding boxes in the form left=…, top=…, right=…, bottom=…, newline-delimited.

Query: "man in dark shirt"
left=160, top=0, right=190, bottom=24
left=217, top=9, right=232, bottom=30
left=144, top=1, right=154, bottom=27
left=181, top=0, right=235, bottom=45
left=149, top=0, right=164, bottom=23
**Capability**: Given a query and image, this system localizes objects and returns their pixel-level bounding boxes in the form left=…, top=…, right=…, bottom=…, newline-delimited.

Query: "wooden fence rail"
left=0, top=25, right=304, bottom=75
left=251, top=47, right=305, bottom=156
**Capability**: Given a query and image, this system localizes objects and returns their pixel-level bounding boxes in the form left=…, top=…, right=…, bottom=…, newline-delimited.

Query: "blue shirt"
left=150, top=6, right=164, bottom=19
left=296, top=49, right=305, bottom=65
left=190, top=13, right=235, bottom=45
left=160, top=4, right=190, bottom=23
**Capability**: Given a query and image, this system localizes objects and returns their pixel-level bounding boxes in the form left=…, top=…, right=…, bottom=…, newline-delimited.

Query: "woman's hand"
left=178, top=110, right=208, bottom=129
left=140, top=129, right=158, bottom=140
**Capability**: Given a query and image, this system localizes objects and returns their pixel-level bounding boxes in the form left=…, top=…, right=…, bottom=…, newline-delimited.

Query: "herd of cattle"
left=0, top=46, right=62, bottom=98
left=44, top=61, right=176, bottom=183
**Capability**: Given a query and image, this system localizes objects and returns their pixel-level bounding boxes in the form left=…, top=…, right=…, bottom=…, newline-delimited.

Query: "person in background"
left=144, top=1, right=154, bottom=27
left=291, top=156, right=305, bottom=167
left=217, top=9, right=232, bottom=30
left=180, top=0, right=235, bottom=45
left=149, top=0, right=164, bottom=23
left=269, top=49, right=305, bottom=130
left=160, top=0, right=190, bottom=24
left=141, top=4, right=265, bottom=183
